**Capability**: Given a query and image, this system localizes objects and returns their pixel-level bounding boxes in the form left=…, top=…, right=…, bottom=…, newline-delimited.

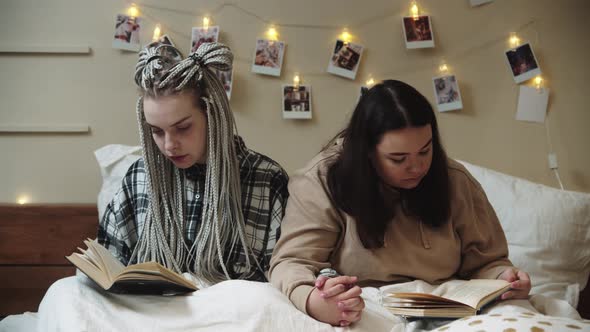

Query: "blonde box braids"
left=131, top=42, right=253, bottom=284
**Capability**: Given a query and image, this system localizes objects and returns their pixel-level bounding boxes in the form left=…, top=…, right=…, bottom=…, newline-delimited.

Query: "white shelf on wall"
left=0, top=45, right=91, bottom=54
left=0, top=124, right=90, bottom=133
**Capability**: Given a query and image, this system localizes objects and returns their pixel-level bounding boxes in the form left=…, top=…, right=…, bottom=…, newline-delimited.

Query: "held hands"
left=307, top=275, right=365, bottom=327
left=497, top=268, right=532, bottom=300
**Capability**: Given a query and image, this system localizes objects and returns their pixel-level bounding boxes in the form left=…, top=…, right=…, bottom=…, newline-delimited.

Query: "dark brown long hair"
left=326, top=80, right=450, bottom=249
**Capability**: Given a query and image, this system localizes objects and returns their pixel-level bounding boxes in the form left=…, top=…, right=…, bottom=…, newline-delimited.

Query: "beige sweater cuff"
left=290, top=284, right=315, bottom=314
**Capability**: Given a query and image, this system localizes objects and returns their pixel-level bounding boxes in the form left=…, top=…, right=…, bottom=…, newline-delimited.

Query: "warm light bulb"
left=411, top=1, right=420, bottom=19
left=203, top=17, right=210, bottom=29
left=534, top=75, right=544, bottom=89
left=152, top=24, right=161, bottom=41
left=293, top=73, right=300, bottom=87
left=365, top=78, right=375, bottom=86
left=509, top=32, right=520, bottom=48
left=340, top=29, right=352, bottom=43
left=267, top=26, right=278, bottom=41
left=16, top=195, right=29, bottom=205
left=439, top=63, right=448, bottom=73
left=128, top=4, right=139, bottom=17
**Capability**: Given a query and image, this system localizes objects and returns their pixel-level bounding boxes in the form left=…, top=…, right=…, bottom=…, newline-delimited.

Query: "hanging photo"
left=282, top=85, right=312, bottom=119
left=252, top=39, right=286, bottom=77
left=112, top=14, right=142, bottom=52
left=402, top=16, right=435, bottom=49
left=516, top=85, right=549, bottom=123
left=505, top=42, right=541, bottom=84
left=327, top=40, right=364, bottom=80
left=190, top=26, right=220, bottom=53
left=432, top=74, right=463, bottom=112
left=213, top=68, right=234, bottom=100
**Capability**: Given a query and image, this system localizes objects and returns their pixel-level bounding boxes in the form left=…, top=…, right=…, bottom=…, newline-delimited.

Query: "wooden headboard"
left=0, top=204, right=98, bottom=317
left=0, top=204, right=588, bottom=319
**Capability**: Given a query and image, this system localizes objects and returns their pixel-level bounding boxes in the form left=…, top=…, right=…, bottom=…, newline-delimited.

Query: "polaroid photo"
left=402, top=16, right=435, bottom=49
left=190, top=26, right=220, bottom=53
left=432, top=74, right=463, bottom=112
left=213, top=68, right=234, bottom=100
left=252, top=39, right=286, bottom=77
left=112, top=14, right=142, bottom=52
left=505, top=42, right=542, bottom=84
left=282, top=85, right=312, bottom=119
left=327, top=40, right=364, bottom=80
left=516, top=85, right=549, bottom=123
left=470, top=0, right=493, bottom=6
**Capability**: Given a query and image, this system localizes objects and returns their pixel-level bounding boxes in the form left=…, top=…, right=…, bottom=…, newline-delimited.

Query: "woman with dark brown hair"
left=269, top=80, right=530, bottom=326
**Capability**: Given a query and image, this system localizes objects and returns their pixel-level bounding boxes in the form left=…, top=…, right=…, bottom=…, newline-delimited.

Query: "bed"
left=0, top=146, right=589, bottom=331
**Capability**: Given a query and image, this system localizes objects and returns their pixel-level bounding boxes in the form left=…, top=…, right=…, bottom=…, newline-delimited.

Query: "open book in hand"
left=66, top=239, right=198, bottom=295
left=382, top=279, right=511, bottom=318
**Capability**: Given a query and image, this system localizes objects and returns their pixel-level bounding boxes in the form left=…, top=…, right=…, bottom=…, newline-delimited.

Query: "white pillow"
left=94, top=144, right=142, bottom=221
left=458, top=160, right=590, bottom=308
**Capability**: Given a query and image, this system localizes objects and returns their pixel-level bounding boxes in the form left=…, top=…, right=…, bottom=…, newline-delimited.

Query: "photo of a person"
left=327, top=40, right=364, bottom=80
left=402, top=16, right=435, bottom=49
left=190, top=26, right=220, bottom=53
left=283, top=85, right=312, bottom=119
left=251, top=39, right=285, bottom=77
left=112, top=14, right=142, bottom=52
left=505, top=42, right=541, bottom=84
left=432, top=75, right=463, bottom=112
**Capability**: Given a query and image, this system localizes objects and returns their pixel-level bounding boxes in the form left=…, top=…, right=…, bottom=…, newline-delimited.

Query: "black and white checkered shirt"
left=97, top=137, right=289, bottom=281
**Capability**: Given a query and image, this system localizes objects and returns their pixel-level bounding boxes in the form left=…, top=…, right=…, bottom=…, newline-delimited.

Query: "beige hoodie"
left=269, top=143, right=513, bottom=314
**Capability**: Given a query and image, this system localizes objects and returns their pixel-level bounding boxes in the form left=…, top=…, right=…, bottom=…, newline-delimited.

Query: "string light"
left=410, top=1, right=420, bottom=20
left=365, top=77, right=375, bottom=87
left=534, top=75, right=544, bottom=90
left=152, top=24, right=161, bottom=41
left=127, top=3, right=139, bottom=17
left=16, top=194, right=30, bottom=205
left=340, top=28, right=352, bottom=44
left=438, top=60, right=449, bottom=74
left=293, top=72, right=300, bottom=89
left=266, top=26, right=278, bottom=41
left=125, top=3, right=540, bottom=81
left=509, top=32, right=520, bottom=48
left=203, top=16, right=210, bottom=29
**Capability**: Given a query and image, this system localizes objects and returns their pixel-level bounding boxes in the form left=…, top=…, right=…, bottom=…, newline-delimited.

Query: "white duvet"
left=2, top=275, right=589, bottom=332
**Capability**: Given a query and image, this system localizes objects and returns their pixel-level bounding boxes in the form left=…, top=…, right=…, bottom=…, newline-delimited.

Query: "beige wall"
left=1, top=0, right=588, bottom=204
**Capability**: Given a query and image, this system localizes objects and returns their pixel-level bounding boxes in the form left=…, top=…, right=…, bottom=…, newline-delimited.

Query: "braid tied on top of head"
left=131, top=42, right=253, bottom=284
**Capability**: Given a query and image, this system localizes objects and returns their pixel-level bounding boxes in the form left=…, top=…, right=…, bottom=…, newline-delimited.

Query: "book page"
left=66, top=253, right=112, bottom=289
left=86, top=239, right=125, bottom=281
left=437, top=279, right=510, bottom=309
left=118, top=262, right=197, bottom=290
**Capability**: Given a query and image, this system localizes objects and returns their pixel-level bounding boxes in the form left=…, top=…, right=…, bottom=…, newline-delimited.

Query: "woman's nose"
left=164, top=134, right=179, bottom=152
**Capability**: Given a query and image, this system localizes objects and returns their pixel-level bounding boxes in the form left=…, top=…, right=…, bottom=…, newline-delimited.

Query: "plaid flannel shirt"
left=97, top=137, right=289, bottom=281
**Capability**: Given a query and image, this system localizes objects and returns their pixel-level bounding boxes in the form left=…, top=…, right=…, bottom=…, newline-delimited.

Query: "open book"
left=66, top=239, right=198, bottom=295
left=382, top=279, right=511, bottom=318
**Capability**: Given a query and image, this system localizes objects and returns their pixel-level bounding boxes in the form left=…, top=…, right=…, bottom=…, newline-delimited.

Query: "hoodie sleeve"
left=451, top=167, right=513, bottom=280
left=268, top=168, right=343, bottom=314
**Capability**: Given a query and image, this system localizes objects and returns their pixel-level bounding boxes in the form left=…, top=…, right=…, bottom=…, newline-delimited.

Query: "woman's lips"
left=170, top=155, right=188, bottom=163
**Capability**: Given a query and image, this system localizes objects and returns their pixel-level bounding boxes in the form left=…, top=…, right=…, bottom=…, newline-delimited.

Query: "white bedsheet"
left=1, top=276, right=588, bottom=332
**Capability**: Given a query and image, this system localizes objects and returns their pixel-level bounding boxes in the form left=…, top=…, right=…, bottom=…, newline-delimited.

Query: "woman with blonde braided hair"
left=97, top=41, right=289, bottom=284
